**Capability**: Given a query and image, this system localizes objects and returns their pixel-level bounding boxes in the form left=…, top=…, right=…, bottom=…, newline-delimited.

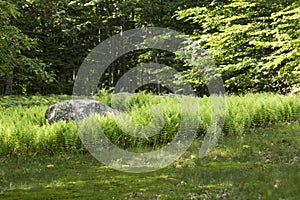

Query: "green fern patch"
left=0, top=93, right=299, bottom=155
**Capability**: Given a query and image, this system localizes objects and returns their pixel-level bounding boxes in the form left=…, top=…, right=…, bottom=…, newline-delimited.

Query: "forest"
left=0, top=0, right=299, bottom=96
left=0, top=0, right=300, bottom=199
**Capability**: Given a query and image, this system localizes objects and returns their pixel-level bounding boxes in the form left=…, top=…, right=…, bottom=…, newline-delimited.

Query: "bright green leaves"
left=175, top=0, right=300, bottom=94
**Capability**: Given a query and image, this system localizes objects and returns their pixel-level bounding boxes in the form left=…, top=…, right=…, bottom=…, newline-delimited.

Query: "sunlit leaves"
left=175, top=0, right=300, bottom=94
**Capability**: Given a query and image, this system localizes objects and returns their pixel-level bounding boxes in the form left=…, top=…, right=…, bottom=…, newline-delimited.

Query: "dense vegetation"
left=1, top=1, right=299, bottom=198
left=0, top=93, right=299, bottom=155
left=0, top=93, right=299, bottom=199
left=0, top=0, right=299, bottom=95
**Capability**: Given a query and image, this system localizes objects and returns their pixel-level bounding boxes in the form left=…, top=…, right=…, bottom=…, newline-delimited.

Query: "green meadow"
left=0, top=93, right=299, bottom=199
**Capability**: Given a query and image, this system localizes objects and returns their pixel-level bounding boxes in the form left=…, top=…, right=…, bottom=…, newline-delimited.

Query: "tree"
left=0, top=1, right=52, bottom=95
left=175, top=0, right=300, bottom=94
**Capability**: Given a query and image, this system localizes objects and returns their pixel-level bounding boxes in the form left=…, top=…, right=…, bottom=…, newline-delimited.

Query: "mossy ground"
left=1, top=122, right=299, bottom=199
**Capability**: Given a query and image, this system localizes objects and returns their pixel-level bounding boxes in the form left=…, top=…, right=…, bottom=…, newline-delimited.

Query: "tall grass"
left=0, top=93, right=299, bottom=155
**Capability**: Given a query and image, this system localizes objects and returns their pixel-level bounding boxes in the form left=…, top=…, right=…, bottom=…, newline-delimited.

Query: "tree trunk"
left=153, top=51, right=161, bottom=94
left=5, top=69, right=14, bottom=95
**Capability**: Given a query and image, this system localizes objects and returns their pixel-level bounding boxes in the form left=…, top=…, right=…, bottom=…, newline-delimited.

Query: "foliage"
left=0, top=93, right=299, bottom=155
left=0, top=1, right=53, bottom=95
left=175, top=0, right=300, bottom=94
left=6, top=0, right=191, bottom=94
left=223, top=93, right=300, bottom=135
left=0, top=122, right=299, bottom=199
left=1, top=0, right=299, bottom=95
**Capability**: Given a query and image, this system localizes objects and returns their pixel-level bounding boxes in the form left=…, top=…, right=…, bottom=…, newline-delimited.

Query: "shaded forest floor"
left=0, top=122, right=299, bottom=199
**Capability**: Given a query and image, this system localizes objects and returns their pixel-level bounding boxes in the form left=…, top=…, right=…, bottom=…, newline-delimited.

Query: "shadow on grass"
left=0, top=122, right=299, bottom=199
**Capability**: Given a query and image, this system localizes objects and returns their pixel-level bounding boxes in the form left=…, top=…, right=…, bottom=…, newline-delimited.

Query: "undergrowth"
left=0, top=93, right=299, bottom=155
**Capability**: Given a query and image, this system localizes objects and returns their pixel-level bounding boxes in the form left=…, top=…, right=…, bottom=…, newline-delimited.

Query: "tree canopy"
left=0, top=0, right=299, bottom=95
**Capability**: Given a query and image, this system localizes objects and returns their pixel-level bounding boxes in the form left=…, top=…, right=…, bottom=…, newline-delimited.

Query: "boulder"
left=45, top=100, right=117, bottom=124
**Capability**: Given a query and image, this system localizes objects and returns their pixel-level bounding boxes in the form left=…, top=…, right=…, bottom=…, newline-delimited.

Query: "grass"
left=0, top=93, right=299, bottom=199
left=0, top=95, right=72, bottom=108
left=0, top=122, right=299, bottom=199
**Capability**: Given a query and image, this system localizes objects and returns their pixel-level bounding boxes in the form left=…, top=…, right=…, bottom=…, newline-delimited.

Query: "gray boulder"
left=45, top=100, right=116, bottom=124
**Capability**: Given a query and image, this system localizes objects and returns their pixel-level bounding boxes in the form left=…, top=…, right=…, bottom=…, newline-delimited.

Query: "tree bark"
left=5, top=68, right=14, bottom=95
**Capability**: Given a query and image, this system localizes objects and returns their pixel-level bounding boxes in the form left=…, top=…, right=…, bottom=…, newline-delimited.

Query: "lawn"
left=1, top=122, right=299, bottom=200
